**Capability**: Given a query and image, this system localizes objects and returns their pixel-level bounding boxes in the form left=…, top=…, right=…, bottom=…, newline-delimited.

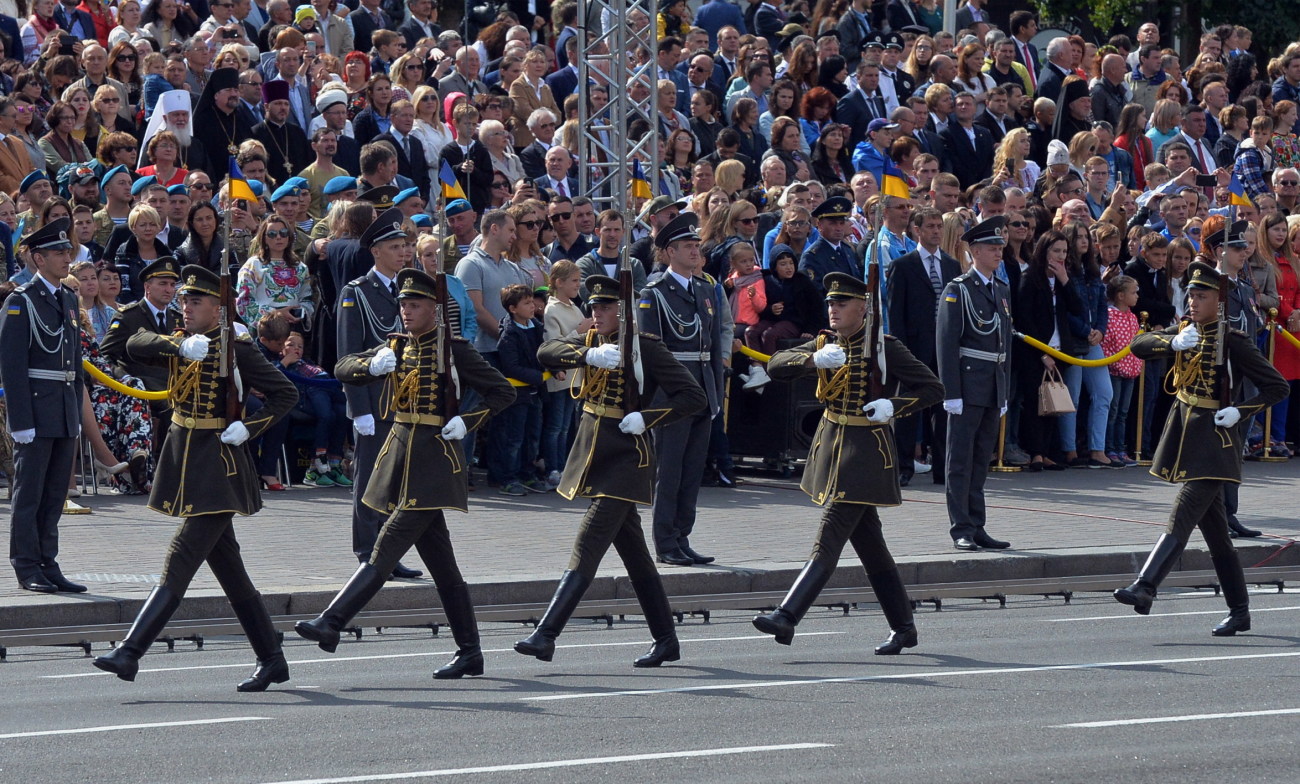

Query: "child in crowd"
left=1103, top=275, right=1143, bottom=466
left=280, top=331, right=352, bottom=488
left=494, top=283, right=547, bottom=496
left=541, top=261, right=591, bottom=488
left=724, top=241, right=769, bottom=389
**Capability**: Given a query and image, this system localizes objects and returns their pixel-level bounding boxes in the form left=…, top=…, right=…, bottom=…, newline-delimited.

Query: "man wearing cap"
left=15, top=171, right=53, bottom=240
left=194, top=68, right=254, bottom=165
left=799, top=197, right=862, bottom=297
left=61, top=163, right=102, bottom=211
left=639, top=213, right=726, bottom=566
left=301, top=129, right=350, bottom=219
left=941, top=91, right=995, bottom=190
left=937, top=216, right=1015, bottom=552
left=878, top=33, right=910, bottom=113
left=317, top=91, right=361, bottom=175
left=629, top=197, right=684, bottom=275
left=1115, top=252, right=1287, bottom=636
left=92, top=165, right=134, bottom=246
left=253, top=79, right=312, bottom=179
left=393, top=187, right=426, bottom=220
left=298, top=265, right=515, bottom=679
left=92, top=264, right=299, bottom=691
left=0, top=218, right=86, bottom=594
left=517, top=274, right=706, bottom=666
left=839, top=61, right=890, bottom=149
left=165, top=184, right=192, bottom=243
left=852, top=117, right=899, bottom=186
left=101, top=257, right=184, bottom=442
left=753, top=271, right=942, bottom=653
left=268, top=177, right=313, bottom=257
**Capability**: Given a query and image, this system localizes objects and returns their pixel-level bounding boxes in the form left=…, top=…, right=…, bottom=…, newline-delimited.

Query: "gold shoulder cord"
left=169, top=358, right=202, bottom=408
left=1166, top=348, right=1208, bottom=396
left=573, top=331, right=609, bottom=402
left=813, top=333, right=849, bottom=403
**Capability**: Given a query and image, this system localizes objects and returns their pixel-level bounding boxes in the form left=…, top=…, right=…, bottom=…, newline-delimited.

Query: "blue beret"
left=99, top=164, right=129, bottom=191
left=19, top=170, right=48, bottom=193
left=270, top=177, right=309, bottom=203
left=248, top=180, right=265, bottom=197
left=323, top=176, right=357, bottom=196
left=410, top=213, right=433, bottom=227
left=131, top=174, right=158, bottom=196
left=393, top=186, right=422, bottom=206
left=445, top=198, right=472, bottom=217
left=167, top=183, right=190, bottom=196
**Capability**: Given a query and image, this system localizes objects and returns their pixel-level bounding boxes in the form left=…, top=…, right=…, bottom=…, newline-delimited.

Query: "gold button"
left=411, top=413, right=422, bottom=424
left=184, top=417, right=195, bottom=427
left=836, top=414, right=848, bottom=425
left=594, top=404, right=606, bottom=416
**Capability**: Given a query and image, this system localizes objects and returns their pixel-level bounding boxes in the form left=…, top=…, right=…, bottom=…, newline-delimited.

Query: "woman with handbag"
left=1057, top=221, right=1118, bottom=468
left=1014, top=230, right=1085, bottom=471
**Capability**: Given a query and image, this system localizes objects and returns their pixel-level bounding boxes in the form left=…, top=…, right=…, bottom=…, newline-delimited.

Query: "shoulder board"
left=451, top=336, right=470, bottom=343
left=644, top=276, right=665, bottom=287
left=639, top=331, right=661, bottom=341
left=234, top=331, right=254, bottom=343
left=344, top=276, right=368, bottom=289
left=700, top=272, right=717, bottom=286
left=883, top=334, right=899, bottom=343
left=117, top=300, right=142, bottom=312
left=818, top=329, right=836, bottom=338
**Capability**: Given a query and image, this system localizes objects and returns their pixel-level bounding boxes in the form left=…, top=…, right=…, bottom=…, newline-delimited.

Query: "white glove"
left=440, top=415, right=467, bottom=440
left=11, top=428, right=34, bottom=444
left=812, top=344, right=846, bottom=369
left=1213, top=407, right=1241, bottom=428
left=943, top=399, right=964, bottom=416
left=368, top=347, right=398, bottom=376
left=862, top=398, right=894, bottom=423
left=219, top=421, right=249, bottom=445
left=1171, top=323, right=1200, bottom=351
left=180, top=334, right=210, bottom=361
left=1000, top=405, right=1008, bottom=417
left=585, top=343, right=621, bottom=369
left=353, top=414, right=376, bottom=436
left=618, top=412, right=646, bottom=435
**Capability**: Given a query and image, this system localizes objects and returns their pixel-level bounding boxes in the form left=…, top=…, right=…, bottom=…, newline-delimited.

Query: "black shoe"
left=514, top=571, right=590, bottom=662
left=752, top=609, right=797, bottom=645
left=237, top=654, right=290, bottom=692
left=1212, top=611, right=1251, bottom=636
left=874, top=626, right=918, bottom=655
left=43, top=570, right=87, bottom=593
left=952, top=537, right=979, bottom=551
left=657, top=549, right=694, bottom=566
left=1227, top=519, right=1262, bottom=538
left=633, top=637, right=680, bottom=667
left=18, top=575, right=57, bottom=593
left=972, top=531, right=1010, bottom=549
left=434, top=581, right=484, bottom=678
left=680, top=544, right=715, bottom=564
left=1114, top=581, right=1156, bottom=615
left=231, top=594, right=289, bottom=692
left=391, top=562, right=423, bottom=579
left=92, top=585, right=181, bottom=681
left=434, top=649, right=484, bottom=678
left=751, top=561, right=834, bottom=646
left=295, top=564, right=387, bottom=653
left=898, top=472, right=912, bottom=487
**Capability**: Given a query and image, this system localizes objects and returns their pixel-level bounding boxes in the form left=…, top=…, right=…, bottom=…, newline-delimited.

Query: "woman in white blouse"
left=410, top=84, right=453, bottom=168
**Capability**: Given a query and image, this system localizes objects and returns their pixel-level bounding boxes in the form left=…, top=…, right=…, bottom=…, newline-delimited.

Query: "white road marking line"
left=40, top=632, right=844, bottom=678
left=1055, top=708, right=1300, bottom=728
left=1040, top=605, right=1300, bottom=622
left=0, top=716, right=269, bottom=740
left=256, top=743, right=834, bottom=783
left=521, top=650, right=1300, bottom=702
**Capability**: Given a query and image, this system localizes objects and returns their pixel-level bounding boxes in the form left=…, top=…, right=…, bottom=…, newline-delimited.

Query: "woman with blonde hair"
left=714, top=158, right=746, bottom=196
left=941, top=211, right=969, bottom=270
left=1067, top=130, right=1100, bottom=173
left=1145, top=99, right=1183, bottom=153
left=389, top=52, right=424, bottom=100
left=410, top=84, right=453, bottom=169
left=505, top=200, right=549, bottom=286
left=510, top=48, right=560, bottom=149
left=993, top=127, right=1041, bottom=191
left=109, top=0, right=144, bottom=46
left=904, top=35, right=936, bottom=83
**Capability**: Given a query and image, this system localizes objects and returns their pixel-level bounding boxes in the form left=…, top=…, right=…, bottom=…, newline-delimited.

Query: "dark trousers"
left=369, top=507, right=466, bottom=590
left=808, top=502, right=898, bottom=576
left=651, top=410, right=711, bottom=552
left=488, top=391, right=543, bottom=484
left=1016, top=368, right=1052, bottom=457
left=945, top=403, right=1000, bottom=540
left=300, top=385, right=348, bottom=456
left=567, top=497, right=662, bottom=582
left=158, top=512, right=259, bottom=602
left=9, top=436, right=77, bottom=580
left=351, top=417, right=394, bottom=560
left=894, top=403, right=946, bottom=478
left=1167, top=479, right=1235, bottom=557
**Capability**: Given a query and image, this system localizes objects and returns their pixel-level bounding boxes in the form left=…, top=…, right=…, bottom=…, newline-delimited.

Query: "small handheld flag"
left=1227, top=172, right=1253, bottom=207
left=440, top=159, right=467, bottom=200
left=228, top=158, right=257, bottom=202
left=880, top=159, right=911, bottom=200
left=631, top=160, right=652, bottom=199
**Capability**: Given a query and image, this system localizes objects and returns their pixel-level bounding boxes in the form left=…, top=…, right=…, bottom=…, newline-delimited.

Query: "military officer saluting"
left=638, top=213, right=726, bottom=566
left=936, top=216, right=1015, bottom=551
left=296, top=257, right=515, bottom=680
left=93, top=265, right=300, bottom=691
left=753, top=272, right=943, bottom=654
left=0, top=218, right=87, bottom=593
left=517, top=274, right=706, bottom=667
left=798, top=196, right=862, bottom=296
left=1115, top=244, right=1288, bottom=636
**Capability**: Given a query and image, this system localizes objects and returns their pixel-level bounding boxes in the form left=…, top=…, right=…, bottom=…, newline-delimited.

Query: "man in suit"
left=976, top=85, right=1017, bottom=145
left=545, top=37, right=582, bottom=106
left=236, top=68, right=265, bottom=128
left=656, top=38, right=691, bottom=117
left=398, top=0, right=441, bottom=49
left=954, top=0, right=989, bottom=34
left=374, top=99, right=430, bottom=200
left=837, top=0, right=873, bottom=72
left=838, top=61, right=890, bottom=149
left=268, top=47, right=313, bottom=130
left=1035, top=36, right=1074, bottom=102
left=313, top=0, right=354, bottom=55
left=54, top=0, right=96, bottom=42
left=798, top=197, right=862, bottom=297
left=252, top=80, right=313, bottom=179
left=752, top=0, right=785, bottom=47
left=0, top=219, right=85, bottom=594
left=1008, top=10, right=1040, bottom=93
left=683, top=53, right=726, bottom=116
left=518, top=109, right=558, bottom=181
left=886, top=0, right=923, bottom=31
left=695, top=0, right=745, bottom=48
left=900, top=98, right=947, bottom=167
left=886, top=207, right=959, bottom=487
left=534, top=145, right=579, bottom=201
left=438, top=46, right=489, bottom=99
left=348, top=0, right=390, bottom=56
left=714, top=26, right=743, bottom=88
left=940, top=92, right=994, bottom=189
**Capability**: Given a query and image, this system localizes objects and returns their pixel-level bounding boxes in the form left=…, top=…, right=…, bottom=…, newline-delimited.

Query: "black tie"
left=927, top=254, right=942, bottom=297
left=389, top=280, right=398, bottom=298
left=157, top=311, right=167, bottom=332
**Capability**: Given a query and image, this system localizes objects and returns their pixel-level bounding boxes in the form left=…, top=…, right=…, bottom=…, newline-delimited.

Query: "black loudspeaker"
left=727, top=351, right=820, bottom=460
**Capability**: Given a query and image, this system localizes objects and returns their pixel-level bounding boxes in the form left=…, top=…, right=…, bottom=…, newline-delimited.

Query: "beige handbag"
left=1038, top=366, right=1075, bottom=416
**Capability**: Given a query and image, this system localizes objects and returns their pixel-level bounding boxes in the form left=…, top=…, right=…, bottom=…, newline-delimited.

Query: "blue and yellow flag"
left=880, top=159, right=911, bottom=200
left=1227, top=172, right=1253, bottom=207
left=631, top=160, right=652, bottom=199
left=440, top=159, right=467, bottom=200
left=228, top=158, right=257, bottom=202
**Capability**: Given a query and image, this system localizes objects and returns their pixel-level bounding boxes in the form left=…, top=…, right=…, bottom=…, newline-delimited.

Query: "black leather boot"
left=514, top=570, right=591, bottom=661
left=93, top=585, right=181, bottom=681
left=752, top=560, right=833, bottom=645
left=231, top=594, right=290, bottom=692
left=869, top=568, right=918, bottom=655
left=1227, top=517, right=1262, bottom=538
left=434, top=582, right=484, bottom=679
left=1114, top=534, right=1184, bottom=615
left=1211, top=551, right=1252, bottom=636
left=294, top=564, right=386, bottom=653
left=630, top=575, right=679, bottom=667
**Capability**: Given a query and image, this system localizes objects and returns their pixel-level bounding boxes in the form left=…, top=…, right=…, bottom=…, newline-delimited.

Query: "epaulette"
left=639, top=331, right=661, bottom=341
left=117, top=300, right=142, bottom=312
left=700, top=271, right=717, bottom=286
left=818, top=328, right=836, bottom=338
left=451, top=335, right=470, bottom=343
left=883, top=334, right=898, bottom=343
left=234, top=331, right=254, bottom=343
left=644, top=276, right=666, bottom=287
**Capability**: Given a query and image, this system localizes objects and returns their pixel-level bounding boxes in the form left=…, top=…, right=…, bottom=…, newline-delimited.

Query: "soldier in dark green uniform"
left=753, top=272, right=944, bottom=654
left=515, top=274, right=707, bottom=666
left=295, top=255, right=516, bottom=680
left=93, top=265, right=300, bottom=691
left=1115, top=248, right=1288, bottom=636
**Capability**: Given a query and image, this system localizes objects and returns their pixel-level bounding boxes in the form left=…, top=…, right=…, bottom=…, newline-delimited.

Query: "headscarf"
left=443, top=91, right=468, bottom=125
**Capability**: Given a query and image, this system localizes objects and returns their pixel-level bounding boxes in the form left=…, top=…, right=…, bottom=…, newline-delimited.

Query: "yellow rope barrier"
left=1276, top=323, right=1300, bottom=351
left=507, top=371, right=554, bottom=388
left=1015, top=332, right=1138, bottom=367
left=81, top=360, right=170, bottom=401
left=737, top=344, right=773, bottom=363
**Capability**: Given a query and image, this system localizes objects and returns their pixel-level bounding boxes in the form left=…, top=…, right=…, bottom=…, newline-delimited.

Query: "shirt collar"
left=668, top=269, right=693, bottom=289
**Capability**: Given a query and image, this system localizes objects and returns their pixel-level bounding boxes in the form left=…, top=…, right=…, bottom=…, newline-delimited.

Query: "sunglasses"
left=405, top=63, right=422, bottom=70
left=786, top=220, right=809, bottom=227
left=736, top=216, right=758, bottom=225
left=492, top=181, right=510, bottom=189
left=15, top=105, right=34, bottom=113
left=100, top=96, right=121, bottom=103
left=1188, top=227, right=1202, bottom=234
left=265, top=228, right=292, bottom=238
left=192, top=183, right=213, bottom=191
left=550, top=212, right=572, bottom=221
left=117, top=54, right=137, bottom=61
left=486, top=103, right=502, bottom=109
left=1281, top=180, right=1300, bottom=186
left=1009, top=220, right=1028, bottom=228
left=517, top=219, right=541, bottom=229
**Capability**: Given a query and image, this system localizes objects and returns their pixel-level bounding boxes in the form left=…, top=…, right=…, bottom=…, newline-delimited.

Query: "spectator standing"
left=493, top=283, right=548, bottom=495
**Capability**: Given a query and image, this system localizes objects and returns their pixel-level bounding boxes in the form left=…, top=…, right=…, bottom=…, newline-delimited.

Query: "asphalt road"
left=6, top=587, right=1300, bottom=783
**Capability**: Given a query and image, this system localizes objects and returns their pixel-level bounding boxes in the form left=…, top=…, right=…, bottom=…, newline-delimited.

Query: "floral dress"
left=83, top=329, right=154, bottom=494
left=1271, top=133, right=1300, bottom=172
left=235, top=256, right=316, bottom=328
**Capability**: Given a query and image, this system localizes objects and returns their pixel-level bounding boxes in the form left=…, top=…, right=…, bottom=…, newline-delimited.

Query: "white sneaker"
left=913, top=460, right=932, bottom=474
left=546, top=470, right=562, bottom=490
left=743, top=365, right=771, bottom=390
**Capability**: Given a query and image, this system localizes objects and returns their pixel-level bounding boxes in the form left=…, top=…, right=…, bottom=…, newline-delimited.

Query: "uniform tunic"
left=99, top=299, right=182, bottom=393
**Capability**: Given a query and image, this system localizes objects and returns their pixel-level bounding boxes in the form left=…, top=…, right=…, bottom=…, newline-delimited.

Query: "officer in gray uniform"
left=0, top=218, right=86, bottom=593
left=638, top=213, right=725, bottom=566
left=936, top=216, right=1015, bottom=552
left=336, top=206, right=422, bottom=579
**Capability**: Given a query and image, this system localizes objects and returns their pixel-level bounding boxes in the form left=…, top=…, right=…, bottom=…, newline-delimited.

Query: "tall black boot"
left=1114, top=534, right=1184, bottom=615
left=1211, top=551, right=1252, bottom=636
left=92, top=586, right=181, bottom=681
left=869, top=569, right=918, bottom=655
left=751, top=560, right=833, bottom=645
left=1227, top=517, right=1262, bottom=538
left=514, top=570, right=591, bottom=661
left=630, top=575, right=679, bottom=668
left=433, top=582, right=484, bottom=679
left=294, top=564, right=386, bottom=652
left=231, top=594, right=290, bottom=692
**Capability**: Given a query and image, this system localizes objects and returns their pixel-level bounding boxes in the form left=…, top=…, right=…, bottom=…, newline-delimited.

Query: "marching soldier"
left=295, top=256, right=515, bottom=679
left=753, top=272, right=943, bottom=654
left=516, top=275, right=706, bottom=666
left=0, top=218, right=86, bottom=593
left=937, top=216, right=1016, bottom=551
left=638, top=213, right=726, bottom=566
left=92, top=265, right=299, bottom=690
left=1115, top=251, right=1288, bottom=635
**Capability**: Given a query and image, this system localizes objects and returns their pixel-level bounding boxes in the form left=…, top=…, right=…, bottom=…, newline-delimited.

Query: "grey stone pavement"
left=3, top=459, right=1299, bottom=629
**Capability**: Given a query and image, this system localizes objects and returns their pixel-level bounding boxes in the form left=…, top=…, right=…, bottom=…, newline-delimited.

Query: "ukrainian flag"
left=228, top=158, right=257, bottom=202
left=1227, top=172, right=1253, bottom=207
left=880, top=159, right=911, bottom=200
left=631, top=160, right=652, bottom=199
left=440, top=160, right=467, bottom=200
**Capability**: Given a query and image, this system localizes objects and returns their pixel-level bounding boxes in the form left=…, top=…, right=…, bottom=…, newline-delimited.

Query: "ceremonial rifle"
left=865, top=263, right=886, bottom=400
left=1215, top=274, right=1230, bottom=409
left=435, top=269, right=459, bottom=418
left=619, top=228, right=643, bottom=411
left=220, top=196, right=242, bottom=423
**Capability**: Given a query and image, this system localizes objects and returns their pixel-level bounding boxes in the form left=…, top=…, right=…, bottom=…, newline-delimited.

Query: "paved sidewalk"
left=3, top=460, right=1298, bottom=630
